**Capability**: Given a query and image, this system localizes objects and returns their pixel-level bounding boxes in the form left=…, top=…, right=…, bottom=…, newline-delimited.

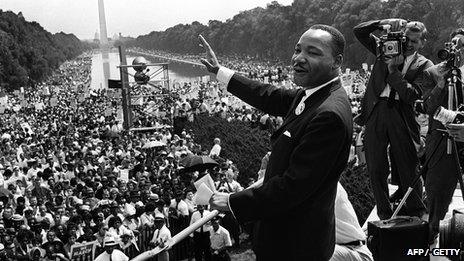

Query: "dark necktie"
left=200, top=212, right=204, bottom=233
left=109, top=253, right=112, bottom=261
left=387, top=62, right=404, bottom=107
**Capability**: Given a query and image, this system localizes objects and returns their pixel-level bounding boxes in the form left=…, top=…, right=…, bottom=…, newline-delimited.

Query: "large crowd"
left=0, top=48, right=382, bottom=261
left=0, top=52, right=248, bottom=261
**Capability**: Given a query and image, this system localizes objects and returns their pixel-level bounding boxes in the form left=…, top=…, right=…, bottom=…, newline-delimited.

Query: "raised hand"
left=385, top=55, right=405, bottom=73
left=209, top=191, right=231, bottom=212
left=199, top=34, right=220, bottom=74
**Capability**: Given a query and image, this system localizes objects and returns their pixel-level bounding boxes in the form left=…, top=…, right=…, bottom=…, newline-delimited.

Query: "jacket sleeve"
left=353, top=20, right=381, bottom=55
left=387, top=59, right=434, bottom=104
left=420, top=68, right=446, bottom=115
left=227, top=73, right=299, bottom=117
left=228, top=111, right=349, bottom=222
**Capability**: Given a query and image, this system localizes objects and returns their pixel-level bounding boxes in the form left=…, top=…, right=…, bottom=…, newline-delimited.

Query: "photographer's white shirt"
left=380, top=53, right=416, bottom=99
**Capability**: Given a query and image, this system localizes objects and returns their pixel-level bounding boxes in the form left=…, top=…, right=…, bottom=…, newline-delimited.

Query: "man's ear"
left=333, top=54, right=343, bottom=70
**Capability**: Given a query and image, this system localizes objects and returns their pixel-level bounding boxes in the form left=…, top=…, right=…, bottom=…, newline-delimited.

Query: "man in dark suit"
left=353, top=19, right=433, bottom=219
left=419, top=28, right=464, bottom=243
left=201, top=24, right=353, bottom=261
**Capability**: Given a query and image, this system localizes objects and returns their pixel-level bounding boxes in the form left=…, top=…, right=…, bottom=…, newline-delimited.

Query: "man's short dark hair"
left=451, top=28, right=464, bottom=38
left=310, top=24, right=345, bottom=57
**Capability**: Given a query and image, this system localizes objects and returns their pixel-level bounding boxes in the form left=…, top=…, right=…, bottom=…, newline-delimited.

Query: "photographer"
left=353, top=19, right=433, bottom=220
left=418, top=28, right=464, bottom=243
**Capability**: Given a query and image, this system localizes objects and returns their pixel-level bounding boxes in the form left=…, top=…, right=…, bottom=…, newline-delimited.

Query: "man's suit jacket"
left=226, top=74, right=353, bottom=261
left=420, top=62, right=463, bottom=167
left=353, top=20, right=433, bottom=144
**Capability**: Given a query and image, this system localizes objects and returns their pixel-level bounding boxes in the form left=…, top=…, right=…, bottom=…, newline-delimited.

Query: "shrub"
left=181, top=114, right=375, bottom=224
left=180, top=114, right=269, bottom=185
left=340, top=163, right=375, bottom=225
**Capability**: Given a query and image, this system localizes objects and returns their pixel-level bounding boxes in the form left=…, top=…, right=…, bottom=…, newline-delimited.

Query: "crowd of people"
left=0, top=52, right=246, bottom=261
left=0, top=42, right=390, bottom=261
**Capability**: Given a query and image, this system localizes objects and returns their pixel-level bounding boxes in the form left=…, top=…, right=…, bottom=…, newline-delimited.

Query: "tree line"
left=0, top=10, right=91, bottom=92
left=131, top=0, right=464, bottom=68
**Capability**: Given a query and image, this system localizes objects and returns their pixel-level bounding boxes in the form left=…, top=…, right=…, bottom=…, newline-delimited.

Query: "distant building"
left=94, top=31, right=100, bottom=44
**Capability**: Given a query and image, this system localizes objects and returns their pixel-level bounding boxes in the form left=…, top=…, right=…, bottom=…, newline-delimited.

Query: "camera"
left=437, top=41, right=463, bottom=68
left=440, top=209, right=464, bottom=261
left=434, top=106, right=464, bottom=125
left=378, top=31, right=407, bottom=57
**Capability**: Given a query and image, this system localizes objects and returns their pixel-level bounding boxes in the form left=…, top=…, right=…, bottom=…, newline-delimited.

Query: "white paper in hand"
left=194, top=174, right=216, bottom=192
left=193, top=183, right=214, bottom=205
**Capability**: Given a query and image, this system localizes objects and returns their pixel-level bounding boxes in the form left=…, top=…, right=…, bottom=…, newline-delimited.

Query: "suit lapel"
left=271, top=81, right=341, bottom=142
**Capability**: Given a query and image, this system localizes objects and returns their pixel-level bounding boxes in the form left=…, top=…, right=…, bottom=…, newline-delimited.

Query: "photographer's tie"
left=200, top=212, right=204, bottom=233
left=387, top=62, right=404, bottom=107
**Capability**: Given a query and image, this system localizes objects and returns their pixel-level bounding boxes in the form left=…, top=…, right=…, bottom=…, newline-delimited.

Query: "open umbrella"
left=142, top=140, right=166, bottom=149
left=104, top=130, right=120, bottom=139
left=0, top=187, right=12, bottom=199
left=179, top=154, right=218, bottom=173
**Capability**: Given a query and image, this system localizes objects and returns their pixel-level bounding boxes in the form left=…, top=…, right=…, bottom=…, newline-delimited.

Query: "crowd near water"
left=0, top=49, right=379, bottom=260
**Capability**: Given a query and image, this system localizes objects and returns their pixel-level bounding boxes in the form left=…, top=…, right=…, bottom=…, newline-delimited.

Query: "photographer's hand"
left=386, top=55, right=405, bottom=73
left=380, top=18, right=407, bottom=31
left=199, top=35, right=220, bottom=74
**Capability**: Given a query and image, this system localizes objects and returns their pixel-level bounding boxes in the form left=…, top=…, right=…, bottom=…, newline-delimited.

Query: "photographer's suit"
left=223, top=73, right=353, bottom=261
left=419, top=62, right=464, bottom=240
left=354, top=20, right=433, bottom=219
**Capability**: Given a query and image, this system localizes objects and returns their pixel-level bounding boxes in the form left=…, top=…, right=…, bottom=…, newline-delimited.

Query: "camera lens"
left=387, top=46, right=394, bottom=51
left=437, top=49, right=450, bottom=60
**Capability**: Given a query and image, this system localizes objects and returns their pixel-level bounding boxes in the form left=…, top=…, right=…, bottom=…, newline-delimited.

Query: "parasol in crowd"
left=104, top=130, right=121, bottom=139
left=0, top=187, right=12, bottom=200
left=142, top=140, right=166, bottom=149
left=179, top=155, right=218, bottom=173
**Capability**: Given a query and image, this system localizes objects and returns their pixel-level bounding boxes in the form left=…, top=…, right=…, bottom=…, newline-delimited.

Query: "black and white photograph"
left=0, top=0, right=463, bottom=260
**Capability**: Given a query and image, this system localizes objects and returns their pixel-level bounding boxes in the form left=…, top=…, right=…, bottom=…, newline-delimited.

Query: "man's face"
left=3, top=209, right=12, bottom=219
left=105, top=245, right=115, bottom=254
left=47, top=231, right=55, bottom=242
left=404, top=29, right=424, bottom=56
left=155, top=220, right=164, bottom=229
left=56, top=208, right=64, bottom=216
left=121, top=235, right=130, bottom=244
left=291, top=29, right=340, bottom=88
left=212, top=220, right=220, bottom=231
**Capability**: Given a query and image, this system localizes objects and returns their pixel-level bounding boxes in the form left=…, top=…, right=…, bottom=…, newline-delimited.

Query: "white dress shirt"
left=140, top=212, right=155, bottom=227
left=294, top=76, right=340, bottom=115
left=210, top=226, right=232, bottom=250
left=335, top=183, right=366, bottom=244
left=209, top=144, right=221, bottom=157
left=190, top=210, right=212, bottom=234
left=170, top=199, right=189, bottom=216
left=151, top=225, right=171, bottom=245
left=217, top=66, right=339, bottom=116
left=94, top=249, right=129, bottom=261
left=380, top=53, right=416, bottom=99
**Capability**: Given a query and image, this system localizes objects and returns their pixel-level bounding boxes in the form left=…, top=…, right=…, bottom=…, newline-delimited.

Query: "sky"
left=1, top=0, right=293, bottom=40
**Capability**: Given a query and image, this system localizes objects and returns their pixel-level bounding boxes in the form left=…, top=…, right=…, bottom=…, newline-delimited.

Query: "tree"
left=0, top=10, right=88, bottom=91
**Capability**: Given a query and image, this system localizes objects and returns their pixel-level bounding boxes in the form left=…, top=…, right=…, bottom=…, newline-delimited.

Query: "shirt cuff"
left=227, top=193, right=237, bottom=219
left=217, top=67, right=235, bottom=85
